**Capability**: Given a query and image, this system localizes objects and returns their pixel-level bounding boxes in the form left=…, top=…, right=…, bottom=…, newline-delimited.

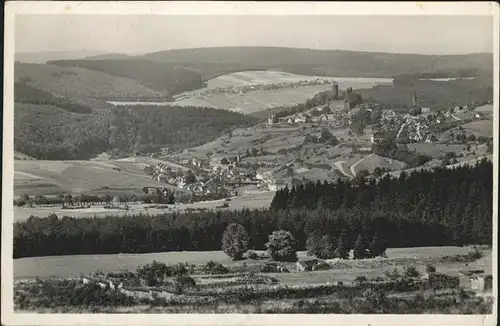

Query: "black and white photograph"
left=2, top=1, right=498, bottom=324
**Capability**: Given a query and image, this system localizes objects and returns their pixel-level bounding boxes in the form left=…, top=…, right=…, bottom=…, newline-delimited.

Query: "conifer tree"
left=335, top=232, right=349, bottom=259
left=353, top=234, right=369, bottom=259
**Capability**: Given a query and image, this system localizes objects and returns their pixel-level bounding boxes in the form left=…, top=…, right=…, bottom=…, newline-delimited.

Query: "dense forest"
left=48, top=59, right=204, bottom=96
left=14, top=82, right=93, bottom=114
left=14, top=104, right=260, bottom=160
left=14, top=160, right=492, bottom=258
left=358, top=77, right=493, bottom=111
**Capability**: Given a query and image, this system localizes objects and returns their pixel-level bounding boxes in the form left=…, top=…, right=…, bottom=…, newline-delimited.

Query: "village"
left=176, top=77, right=335, bottom=100
left=142, top=81, right=492, bottom=203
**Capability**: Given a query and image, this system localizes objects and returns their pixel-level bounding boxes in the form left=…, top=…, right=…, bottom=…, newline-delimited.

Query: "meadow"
left=13, top=246, right=487, bottom=280
left=14, top=159, right=162, bottom=196
left=13, top=246, right=493, bottom=314
left=108, top=71, right=393, bottom=114
left=13, top=191, right=275, bottom=222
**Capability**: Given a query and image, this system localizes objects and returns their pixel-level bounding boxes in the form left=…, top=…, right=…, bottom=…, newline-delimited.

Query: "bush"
left=385, top=268, right=402, bottom=280
left=266, top=230, right=298, bottom=262
left=426, top=263, right=437, bottom=273
left=362, top=288, right=387, bottom=305
left=403, top=265, right=421, bottom=278
left=203, top=261, right=229, bottom=275
left=245, top=250, right=258, bottom=260
left=221, top=223, right=250, bottom=260
left=173, top=275, right=196, bottom=293
left=354, top=275, right=368, bottom=285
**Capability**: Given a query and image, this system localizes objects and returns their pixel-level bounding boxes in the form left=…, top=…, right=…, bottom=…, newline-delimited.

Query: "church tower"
left=412, top=92, right=418, bottom=107
left=343, top=90, right=350, bottom=111
left=331, top=81, right=339, bottom=100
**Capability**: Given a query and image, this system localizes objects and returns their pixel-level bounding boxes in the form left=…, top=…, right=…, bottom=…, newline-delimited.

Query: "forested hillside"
left=358, top=76, right=493, bottom=110
left=14, top=104, right=260, bottom=160
left=14, top=160, right=492, bottom=258
left=14, top=82, right=93, bottom=114
left=15, top=62, right=167, bottom=101
left=47, top=59, right=204, bottom=96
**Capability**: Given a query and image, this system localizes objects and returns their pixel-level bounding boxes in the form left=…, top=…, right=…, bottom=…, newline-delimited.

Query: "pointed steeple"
left=412, top=92, right=418, bottom=107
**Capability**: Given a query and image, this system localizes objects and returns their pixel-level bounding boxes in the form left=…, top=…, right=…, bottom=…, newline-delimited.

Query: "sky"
left=15, top=15, right=494, bottom=55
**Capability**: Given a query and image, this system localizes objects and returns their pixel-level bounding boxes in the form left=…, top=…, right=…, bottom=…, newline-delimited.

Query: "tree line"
left=13, top=160, right=492, bottom=259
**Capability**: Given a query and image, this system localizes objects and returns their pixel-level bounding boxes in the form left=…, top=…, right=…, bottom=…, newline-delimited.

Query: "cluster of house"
left=268, top=107, right=353, bottom=128
left=370, top=94, right=487, bottom=145
left=185, top=78, right=334, bottom=98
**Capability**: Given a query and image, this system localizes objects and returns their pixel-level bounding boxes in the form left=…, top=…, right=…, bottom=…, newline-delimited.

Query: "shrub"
left=173, top=275, right=196, bottom=293
left=203, top=261, right=229, bottom=275
left=221, top=223, right=250, bottom=260
left=354, top=275, right=368, bottom=285
left=362, top=288, right=387, bottom=305
left=385, top=268, right=402, bottom=280
left=426, top=263, right=437, bottom=273
left=245, top=250, right=258, bottom=260
left=266, top=230, right=298, bottom=262
left=403, top=265, right=421, bottom=278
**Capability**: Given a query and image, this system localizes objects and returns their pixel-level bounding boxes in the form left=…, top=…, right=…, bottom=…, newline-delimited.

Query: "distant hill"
left=47, top=59, right=204, bottom=96
left=45, top=47, right=493, bottom=99
left=15, top=50, right=111, bottom=64
left=138, top=46, right=493, bottom=78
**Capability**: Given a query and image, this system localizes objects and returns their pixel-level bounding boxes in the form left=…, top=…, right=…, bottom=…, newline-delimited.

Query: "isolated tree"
left=353, top=234, right=369, bottom=259
left=222, top=223, right=250, bottom=260
left=142, top=187, right=149, bottom=194
left=221, top=157, right=230, bottom=165
left=167, top=193, right=175, bottom=205
left=266, top=230, right=298, bottom=262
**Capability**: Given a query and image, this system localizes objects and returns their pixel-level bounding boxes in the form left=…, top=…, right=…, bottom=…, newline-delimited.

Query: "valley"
left=10, top=46, right=495, bottom=314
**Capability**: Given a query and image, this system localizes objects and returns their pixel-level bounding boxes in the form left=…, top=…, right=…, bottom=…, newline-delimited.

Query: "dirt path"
left=333, top=161, right=352, bottom=178
left=350, top=154, right=373, bottom=177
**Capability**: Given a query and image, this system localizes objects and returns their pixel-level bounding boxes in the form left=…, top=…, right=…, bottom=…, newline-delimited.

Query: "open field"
left=108, top=71, right=393, bottom=114
left=14, top=159, right=163, bottom=196
left=460, top=120, right=494, bottom=138
left=13, top=191, right=275, bottom=222
left=14, top=246, right=490, bottom=281
left=351, top=154, right=407, bottom=175
left=406, top=143, right=468, bottom=159
left=202, top=71, right=393, bottom=89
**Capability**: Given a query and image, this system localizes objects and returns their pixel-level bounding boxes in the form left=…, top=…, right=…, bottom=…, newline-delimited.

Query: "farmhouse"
left=370, top=131, right=384, bottom=144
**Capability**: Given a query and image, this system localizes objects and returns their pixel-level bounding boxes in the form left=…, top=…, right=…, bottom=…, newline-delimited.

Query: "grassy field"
left=109, top=71, right=392, bottom=114
left=14, top=159, right=163, bottom=197
left=351, top=154, right=407, bottom=175
left=203, top=71, right=393, bottom=89
left=406, top=144, right=468, bottom=159
left=13, top=191, right=275, bottom=222
left=13, top=245, right=493, bottom=313
left=460, top=120, right=494, bottom=138
left=13, top=246, right=489, bottom=281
